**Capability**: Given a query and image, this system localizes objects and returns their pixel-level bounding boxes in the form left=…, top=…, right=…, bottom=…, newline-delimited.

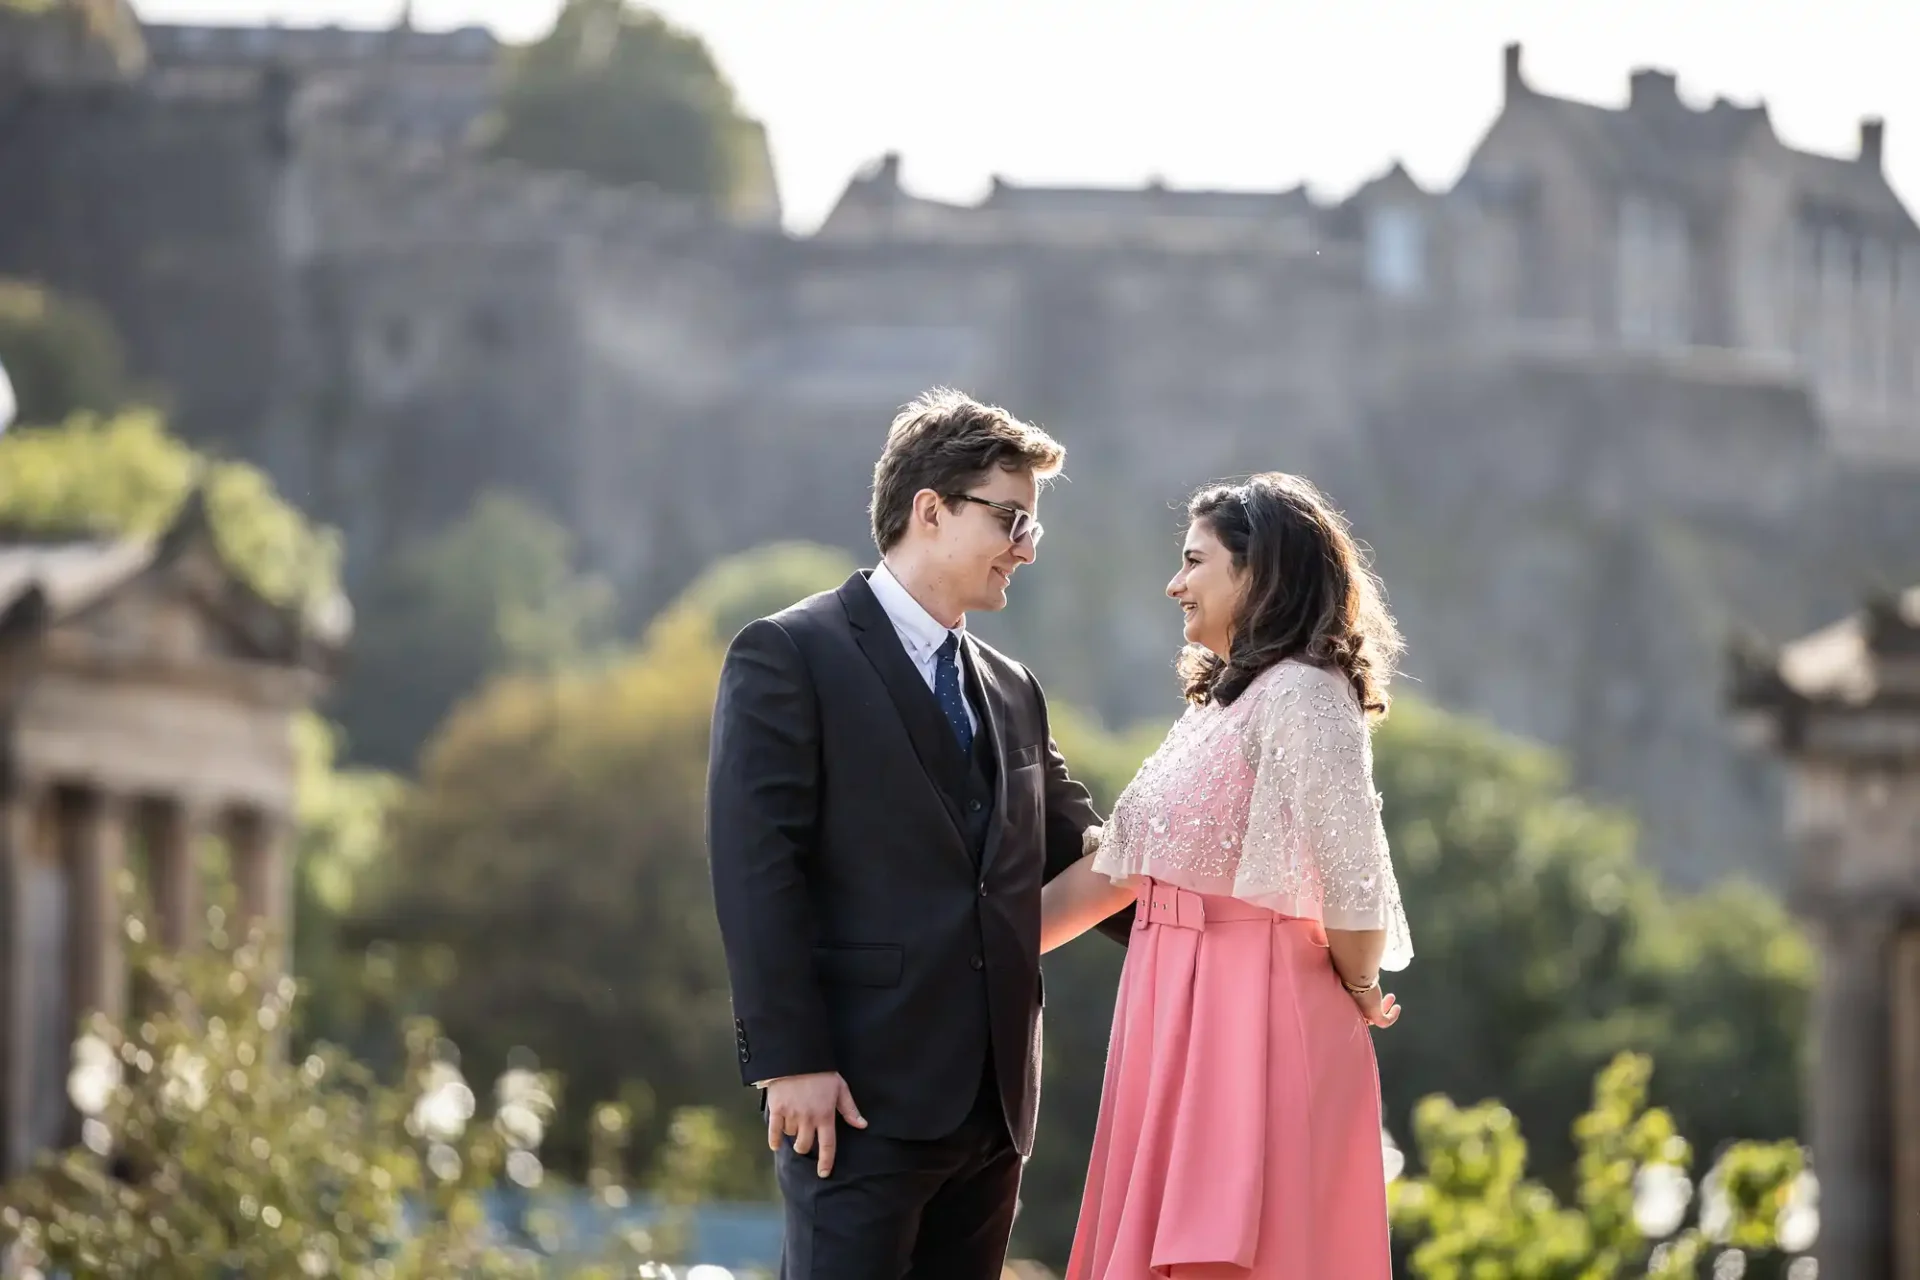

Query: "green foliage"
left=291, top=713, right=410, bottom=1049
left=1369, top=699, right=1812, bottom=1190
left=329, top=492, right=614, bottom=771
left=0, top=0, right=145, bottom=62
left=487, top=0, right=772, bottom=215
left=0, top=904, right=700, bottom=1277
left=359, top=601, right=760, bottom=1188
left=0, top=279, right=128, bottom=426
left=296, top=716, right=406, bottom=922
left=657, top=539, right=858, bottom=646
left=1044, top=703, right=1169, bottom=812
left=353, top=539, right=876, bottom=1192
left=0, top=411, right=342, bottom=621
left=1390, top=1051, right=1805, bottom=1279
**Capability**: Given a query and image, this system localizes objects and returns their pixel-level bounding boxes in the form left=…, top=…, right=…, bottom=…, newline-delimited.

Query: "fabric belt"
left=1134, top=877, right=1274, bottom=931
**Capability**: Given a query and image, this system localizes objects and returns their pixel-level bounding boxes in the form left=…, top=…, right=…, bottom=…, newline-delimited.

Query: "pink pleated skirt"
left=1066, top=879, right=1392, bottom=1280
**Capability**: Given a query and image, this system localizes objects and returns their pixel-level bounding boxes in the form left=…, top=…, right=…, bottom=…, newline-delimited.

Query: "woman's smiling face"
left=1166, top=518, right=1248, bottom=658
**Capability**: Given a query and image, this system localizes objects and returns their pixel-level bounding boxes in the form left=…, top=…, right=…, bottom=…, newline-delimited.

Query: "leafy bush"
left=0, top=902, right=748, bottom=1278
left=1390, top=1051, right=1814, bottom=1280
left=0, top=411, right=341, bottom=622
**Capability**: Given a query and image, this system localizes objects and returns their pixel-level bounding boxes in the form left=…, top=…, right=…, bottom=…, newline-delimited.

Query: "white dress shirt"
left=868, top=561, right=979, bottom=736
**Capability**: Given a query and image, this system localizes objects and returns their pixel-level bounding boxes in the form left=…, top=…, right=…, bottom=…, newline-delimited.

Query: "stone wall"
left=4, top=37, right=1919, bottom=889
left=0, top=78, right=292, bottom=450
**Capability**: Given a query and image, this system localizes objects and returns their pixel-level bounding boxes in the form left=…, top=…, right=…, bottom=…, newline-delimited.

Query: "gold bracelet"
left=1340, top=972, right=1379, bottom=996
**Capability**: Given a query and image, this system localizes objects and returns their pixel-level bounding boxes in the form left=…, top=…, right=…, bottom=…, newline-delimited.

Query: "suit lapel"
left=964, top=635, right=1013, bottom=880
left=840, top=573, right=968, bottom=837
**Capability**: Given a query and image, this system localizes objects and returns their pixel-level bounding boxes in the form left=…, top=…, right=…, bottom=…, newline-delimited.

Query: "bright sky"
left=130, top=0, right=1920, bottom=235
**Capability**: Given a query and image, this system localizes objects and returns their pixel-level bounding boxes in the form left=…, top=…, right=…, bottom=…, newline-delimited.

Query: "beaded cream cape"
left=1090, top=658, right=1413, bottom=971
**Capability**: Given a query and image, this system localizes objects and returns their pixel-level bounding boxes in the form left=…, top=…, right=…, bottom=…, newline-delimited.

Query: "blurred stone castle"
left=2, top=7, right=1918, bottom=884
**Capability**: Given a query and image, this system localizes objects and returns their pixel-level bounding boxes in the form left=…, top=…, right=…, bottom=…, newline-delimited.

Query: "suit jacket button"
left=970, top=954, right=985, bottom=971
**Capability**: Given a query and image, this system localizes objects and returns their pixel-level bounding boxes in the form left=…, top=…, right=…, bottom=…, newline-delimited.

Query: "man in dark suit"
left=707, top=388, right=1131, bottom=1279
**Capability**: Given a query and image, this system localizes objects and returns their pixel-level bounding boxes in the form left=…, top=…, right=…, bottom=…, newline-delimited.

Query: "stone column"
left=66, top=790, right=127, bottom=1032
left=144, top=798, right=207, bottom=952
left=1811, top=908, right=1895, bottom=1280
left=4, top=785, right=72, bottom=1174
left=1894, top=925, right=1920, bottom=1280
left=1, top=782, right=40, bottom=1176
left=229, top=807, right=293, bottom=963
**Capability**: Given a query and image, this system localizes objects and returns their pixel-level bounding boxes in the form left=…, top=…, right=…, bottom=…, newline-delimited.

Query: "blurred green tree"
left=328, top=491, right=615, bottom=772
left=652, top=539, right=857, bottom=645
left=361, top=603, right=746, bottom=1185
left=356, top=541, right=858, bottom=1190
left=487, top=0, right=776, bottom=219
left=0, top=279, right=129, bottom=427
left=1368, top=699, right=1811, bottom=1192
left=292, top=713, right=411, bottom=1050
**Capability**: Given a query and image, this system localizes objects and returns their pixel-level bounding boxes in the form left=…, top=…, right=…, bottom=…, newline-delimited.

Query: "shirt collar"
left=870, top=561, right=961, bottom=665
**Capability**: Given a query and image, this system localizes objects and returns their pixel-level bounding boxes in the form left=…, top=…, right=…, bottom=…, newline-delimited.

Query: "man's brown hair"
left=869, top=388, right=1065, bottom=553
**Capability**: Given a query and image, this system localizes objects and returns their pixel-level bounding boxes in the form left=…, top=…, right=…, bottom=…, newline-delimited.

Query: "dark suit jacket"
left=706, top=571, right=1129, bottom=1155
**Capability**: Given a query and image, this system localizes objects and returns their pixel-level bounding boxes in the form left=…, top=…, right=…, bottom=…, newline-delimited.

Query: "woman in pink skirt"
left=1042, top=473, right=1412, bottom=1280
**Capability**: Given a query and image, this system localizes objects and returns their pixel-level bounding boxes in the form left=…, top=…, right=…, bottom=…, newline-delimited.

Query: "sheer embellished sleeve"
left=1236, top=664, right=1413, bottom=971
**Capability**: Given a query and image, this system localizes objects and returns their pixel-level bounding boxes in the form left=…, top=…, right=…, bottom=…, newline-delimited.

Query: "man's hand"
left=765, top=1072, right=866, bottom=1177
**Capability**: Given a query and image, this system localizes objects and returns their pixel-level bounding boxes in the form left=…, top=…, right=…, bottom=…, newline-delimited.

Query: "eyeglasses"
left=945, top=493, right=1044, bottom=546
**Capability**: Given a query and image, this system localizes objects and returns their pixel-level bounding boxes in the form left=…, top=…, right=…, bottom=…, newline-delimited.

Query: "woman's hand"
left=1326, top=927, right=1398, bottom=1027
left=1347, top=981, right=1400, bottom=1028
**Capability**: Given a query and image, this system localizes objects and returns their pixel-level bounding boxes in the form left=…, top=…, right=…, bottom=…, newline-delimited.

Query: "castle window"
left=1789, top=224, right=1821, bottom=363
left=1816, top=228, right=1854, bottom=395
left=359, top=313, right=435, bottom=401
left=1616, top=194, right=1690, bottom=347
left=1900, top=246, right=1920, bottom=404
left=1364, top=205, right=1426, bottom=300
left=1858, top=239, right=1893, bottom=410
left=381, top=316, right=416, bottom=362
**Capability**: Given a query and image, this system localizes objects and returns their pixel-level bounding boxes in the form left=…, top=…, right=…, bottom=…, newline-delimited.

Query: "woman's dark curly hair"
left=1175, top=473, right=1402, bottom=718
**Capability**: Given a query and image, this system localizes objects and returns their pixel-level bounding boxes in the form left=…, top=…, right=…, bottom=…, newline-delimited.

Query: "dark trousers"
left=776, top=1068, right=1020, bottom=1280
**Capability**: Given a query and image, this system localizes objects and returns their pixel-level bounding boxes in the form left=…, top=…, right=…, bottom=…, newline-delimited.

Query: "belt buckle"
left=1176, top=891, right=1207, bottom=930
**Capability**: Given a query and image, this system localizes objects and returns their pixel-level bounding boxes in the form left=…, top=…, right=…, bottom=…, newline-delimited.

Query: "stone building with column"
left=0, top=493, right=344, bottom=1175
left=1730, top=585, right=1920, bottom=1278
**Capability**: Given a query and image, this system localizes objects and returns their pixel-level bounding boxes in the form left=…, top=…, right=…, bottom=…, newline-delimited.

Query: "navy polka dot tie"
left=934, top=634, right=974, bottom=755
